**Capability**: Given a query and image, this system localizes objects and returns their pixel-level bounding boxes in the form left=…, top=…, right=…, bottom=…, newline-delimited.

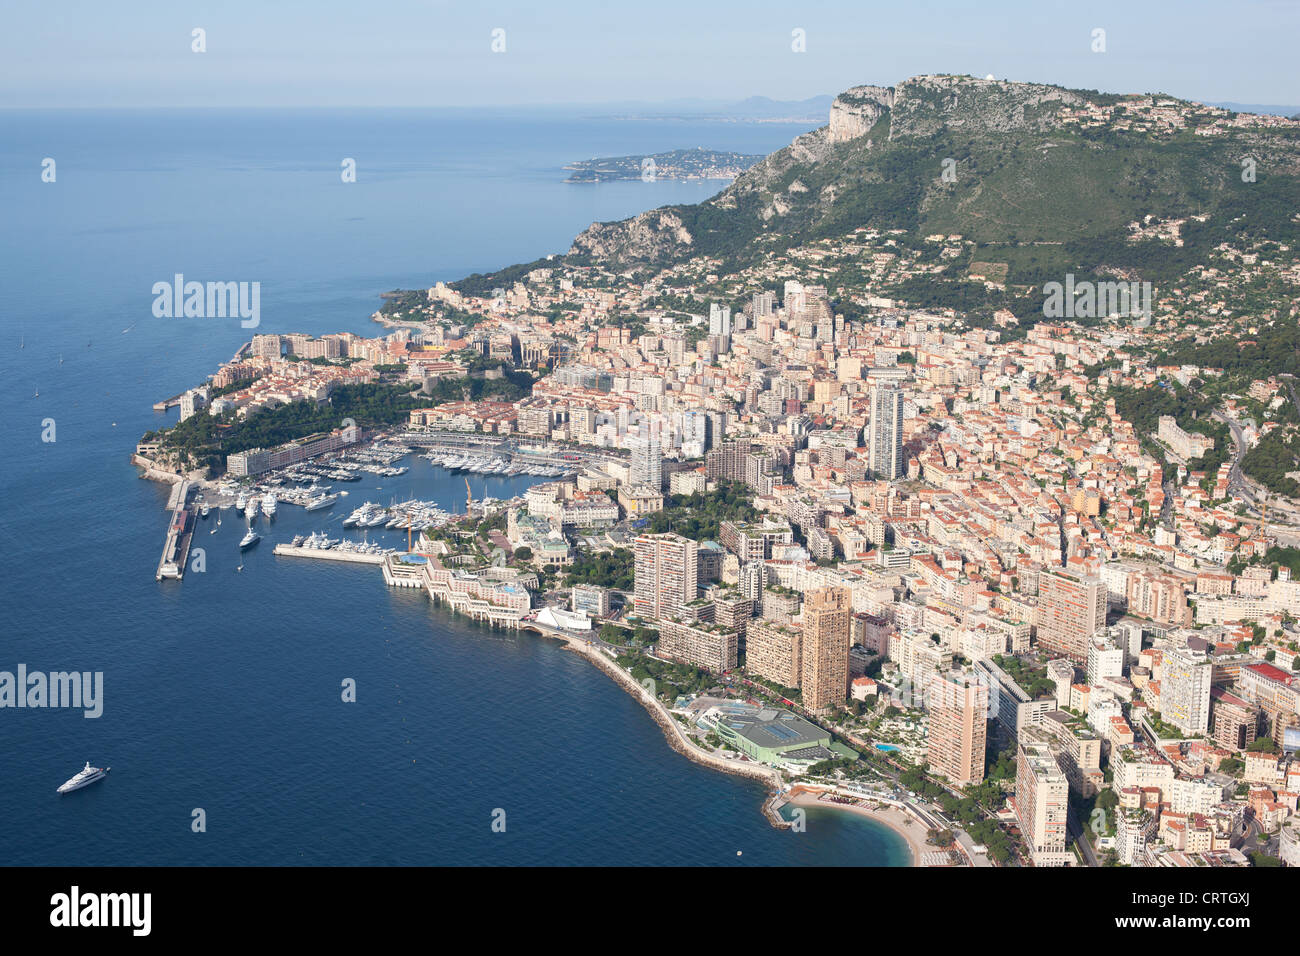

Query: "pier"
left=272, top=543, right=390, bottom=565
left=156, top=480, right=195, bottom=580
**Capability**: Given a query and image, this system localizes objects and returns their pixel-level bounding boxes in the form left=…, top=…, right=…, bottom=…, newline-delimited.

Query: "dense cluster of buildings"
left=154, top=167, right=1300, bottom=867
left=412, top=258, right=1300, bottom=867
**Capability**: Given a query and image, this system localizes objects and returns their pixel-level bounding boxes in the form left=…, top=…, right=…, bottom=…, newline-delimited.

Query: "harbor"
left=146, top=432, right=552, bottom=584
left=145, top=429, right=590, bottom=581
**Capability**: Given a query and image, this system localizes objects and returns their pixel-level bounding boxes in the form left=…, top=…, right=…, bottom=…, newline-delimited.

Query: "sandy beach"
left=786, top=790, right=930, bottom=866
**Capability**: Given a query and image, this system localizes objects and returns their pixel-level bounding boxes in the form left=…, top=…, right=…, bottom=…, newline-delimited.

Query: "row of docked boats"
left=343, top=502, right=388, bottom=528
left=230, top=490, right=279, bottom=519
left=343, top=499, right=453, bottom=531
left=289, top=532, right=393, bottom=556
left=422, top=452, right=569, bottom=478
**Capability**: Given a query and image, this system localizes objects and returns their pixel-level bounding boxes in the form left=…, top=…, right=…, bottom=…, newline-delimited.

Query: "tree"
left=927, top=828, right=955, bottom=848
left=513, top=547, right=533, bottom=562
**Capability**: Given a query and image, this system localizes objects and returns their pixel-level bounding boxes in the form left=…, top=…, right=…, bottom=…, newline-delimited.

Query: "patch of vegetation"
left=154, top=383, right=425, bottom=474
left=642, top=481, right=760, bottom=541
left=565, top=547, right=634, bottom=591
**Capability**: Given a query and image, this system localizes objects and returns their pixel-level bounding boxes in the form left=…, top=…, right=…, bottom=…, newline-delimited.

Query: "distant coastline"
left=564, top=146, right=763, bottom=183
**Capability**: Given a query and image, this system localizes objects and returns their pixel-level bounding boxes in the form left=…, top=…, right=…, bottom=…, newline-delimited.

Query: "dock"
left=156, top=480, right=195, bottom=580
left=272, top=543, right=390, bottom=565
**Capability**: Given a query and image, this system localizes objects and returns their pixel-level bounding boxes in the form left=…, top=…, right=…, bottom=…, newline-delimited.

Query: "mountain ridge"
left=551, top=74, right=1300, bottom=289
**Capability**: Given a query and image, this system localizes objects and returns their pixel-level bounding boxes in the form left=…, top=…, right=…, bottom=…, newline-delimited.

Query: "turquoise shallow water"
left=0, top=108, right=909, bottom=865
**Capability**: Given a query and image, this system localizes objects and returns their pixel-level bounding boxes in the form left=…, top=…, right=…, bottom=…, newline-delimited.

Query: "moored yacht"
left=57, top=762, right=110, bottom=794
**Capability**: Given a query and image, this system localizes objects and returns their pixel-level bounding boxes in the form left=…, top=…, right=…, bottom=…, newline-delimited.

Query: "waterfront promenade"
left=523, top=620, right=783, bottom=789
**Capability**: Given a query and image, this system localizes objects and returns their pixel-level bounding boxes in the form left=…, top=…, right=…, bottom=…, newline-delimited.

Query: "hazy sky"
left=3, top=0, right=1298, bottom=109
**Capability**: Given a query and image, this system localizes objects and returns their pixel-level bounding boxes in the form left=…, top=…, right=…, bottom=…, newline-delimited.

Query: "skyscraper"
left=708, top=302, right=732, bottom=337
left=1162, top=645, right=1212, bottom=735
left=1015, top=729, right=1071, bottom=866
left=926, top=673, right=989, bottom=786
left=740, top=560, right=766, bottom=614
left=868, top=385, right=905, bottom=480
left=633, top=533, right=698, bottom=620
left=1037, top=566, right=1107, bottom=663
left=631, top=435, right=663, bottom=490
left=801, top=586, right=851, bottom=714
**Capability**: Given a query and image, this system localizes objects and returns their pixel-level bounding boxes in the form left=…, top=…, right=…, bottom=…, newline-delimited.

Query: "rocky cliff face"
left=888, top=74, right=1086, bottom=138
left=570, top=207, right=694, bottom=262
left=828, top=85, right=894, bottom=143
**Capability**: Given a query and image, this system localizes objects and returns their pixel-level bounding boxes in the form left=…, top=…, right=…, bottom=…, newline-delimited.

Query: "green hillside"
left=554, top=75, right=1300, bottom=291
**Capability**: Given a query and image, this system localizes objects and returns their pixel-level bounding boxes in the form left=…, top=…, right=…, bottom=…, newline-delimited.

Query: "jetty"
left=273, top=543, right=390, bottom=565
left=156, top=480, right=195, bottom=580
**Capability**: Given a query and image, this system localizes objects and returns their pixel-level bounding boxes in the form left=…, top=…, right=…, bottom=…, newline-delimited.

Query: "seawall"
left=558, top=638, right=782, bottom=789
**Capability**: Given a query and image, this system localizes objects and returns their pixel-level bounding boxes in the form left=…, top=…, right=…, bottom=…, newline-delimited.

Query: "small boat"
left=201, top=504, right=211, bottom=518
left=57, top=762, right=110, bottom=794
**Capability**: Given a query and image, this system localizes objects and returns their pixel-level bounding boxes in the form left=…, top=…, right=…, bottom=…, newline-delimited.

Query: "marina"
left=146, top=436, right=553, bottom=577
left=148, top=431, right=561, bottom=584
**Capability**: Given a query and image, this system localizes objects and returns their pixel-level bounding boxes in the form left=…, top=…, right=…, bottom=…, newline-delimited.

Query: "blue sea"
left=0, top=108, right=910, bottom=866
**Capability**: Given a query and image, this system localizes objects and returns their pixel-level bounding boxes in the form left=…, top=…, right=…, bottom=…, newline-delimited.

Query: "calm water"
left=0, top=108, right=909, bottom=865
